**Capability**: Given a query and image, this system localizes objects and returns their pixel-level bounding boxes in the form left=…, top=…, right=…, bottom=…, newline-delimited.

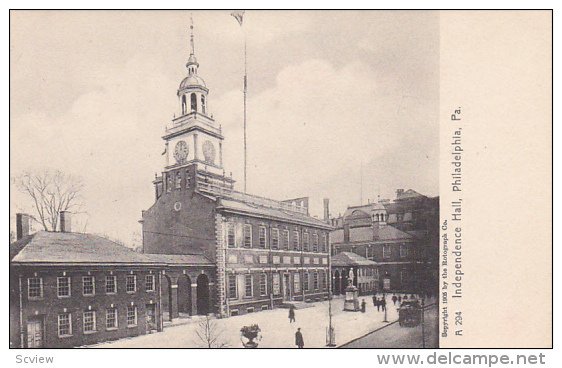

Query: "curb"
left=337, top=303, right=437, bottom=348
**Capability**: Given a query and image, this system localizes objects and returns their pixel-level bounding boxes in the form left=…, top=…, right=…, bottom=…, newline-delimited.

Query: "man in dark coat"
left=288, top=305, right=296, bottom=323
left=392, top=294, right=398, bottom=305
left=295, top=328, right=304, bottom=348
left=381, top=296, right=387, bottom=311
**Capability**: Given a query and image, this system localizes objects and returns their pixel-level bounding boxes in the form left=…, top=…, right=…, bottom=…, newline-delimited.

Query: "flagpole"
left=243, top=27, right=247, bottom=193
left=231, top=11, right=247, bottom=193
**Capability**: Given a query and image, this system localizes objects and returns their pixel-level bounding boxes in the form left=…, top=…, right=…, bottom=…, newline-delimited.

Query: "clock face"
left=202, top=140, right=216, bottom=164
left=173, top=140, right=189, bottom=164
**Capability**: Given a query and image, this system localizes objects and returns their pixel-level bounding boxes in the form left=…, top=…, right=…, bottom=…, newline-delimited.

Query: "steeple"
left=186, top=14, right=199, bottom=74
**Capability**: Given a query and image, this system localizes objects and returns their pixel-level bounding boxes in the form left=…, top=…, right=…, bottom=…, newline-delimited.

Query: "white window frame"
left=258, top=226, right=267, bottom=248
left=106, top=308, right=118, bottom=330
left=228, top=274, right=238, bottom=299
left=293, top=273, right=301, bottom=293
left=145, top=274, right=155, bottom=292
left=105, top=275, right=117, bottom=294
left=292, top=230, right=300, bottom=250
left=127, top=306, right=138, bottom=327
left=271, top=228, right=279, bottom=249
left=244, top=274, right=253, bottom=298
left=227, top=222, right=236, bottom=248
left=82, top=276, right=95, bottom=296
left=27, top=277, right=43, bottom=299
left=313, top=272, right=319, bottom=290
left=282, top=230, right=290, bottom=250
left=58, top=313, right=72, bottom=337
left=312, top=233, right=319, bottom=252
left=259, top=273, right=267, bottom=296
left=243, top=224, right=252, bottom=248
left=57, top=276, right=71, bottom=298
left=126, top=275, right=137, bottom=293
left=400, top=244, right=408, bottom=258
left=272, top=273, right=281, bottom=296
left=83, top=311, right=97, bottom=334
left=383, top=245, right=392, bottom=259
left=303, top=232, right=309, bottom=251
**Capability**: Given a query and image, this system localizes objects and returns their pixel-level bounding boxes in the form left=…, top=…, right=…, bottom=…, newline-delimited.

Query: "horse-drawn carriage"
left=398, top=300, right=422, bottom=327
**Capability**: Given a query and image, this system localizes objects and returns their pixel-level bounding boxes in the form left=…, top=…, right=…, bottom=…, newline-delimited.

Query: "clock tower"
left=155, top=19, right=234, bottom=198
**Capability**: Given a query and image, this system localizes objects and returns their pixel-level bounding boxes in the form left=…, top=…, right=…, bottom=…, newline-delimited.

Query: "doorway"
left=177, top=274, right=192, bottom=316
left=145, top=304, right=157, bottom=332
left=26, top=317, right=43, bottom=348
left=283, top=274, right=291, bottom=301
left=196, top=274, right=210, bottom=315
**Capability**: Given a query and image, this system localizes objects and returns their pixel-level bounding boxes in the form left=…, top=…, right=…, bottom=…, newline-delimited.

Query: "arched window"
left=201, top=95, right=206, bottom=114
left=190, top=93, right=197, bottom=112
left=181, top=95, right=187, bottom=115
left=166, top=175, right=172, bottom=192
left=175, top=172, right=182, bottom=189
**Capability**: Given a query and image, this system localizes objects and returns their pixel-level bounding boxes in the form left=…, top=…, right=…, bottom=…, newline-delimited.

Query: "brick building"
left=9, top=214, right=164, bottom=348
left=140, top=24, right=333, bottom=318
left=330, top=189, right=439, bottom=295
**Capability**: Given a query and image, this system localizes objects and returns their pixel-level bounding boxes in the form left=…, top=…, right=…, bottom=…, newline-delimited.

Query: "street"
left=91, top=295, right=436, bottom=348
left=340, top=304, right=438, bottom=348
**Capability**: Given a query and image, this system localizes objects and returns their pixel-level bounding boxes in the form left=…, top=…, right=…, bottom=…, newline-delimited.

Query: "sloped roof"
left=373, top=224, right=413, bottom=241
left=331, top=224, right=413, bottom=244
left=331, top=252, right=377, bottom=267
left=10, top=231, right=159, bottom=265
left=217, top=198, right=332, bottom=229
left=145, top=253, right=213, bottom=266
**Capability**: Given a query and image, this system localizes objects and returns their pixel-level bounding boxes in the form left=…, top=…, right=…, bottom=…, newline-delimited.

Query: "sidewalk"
left=93, top=295, right=434, bottom=348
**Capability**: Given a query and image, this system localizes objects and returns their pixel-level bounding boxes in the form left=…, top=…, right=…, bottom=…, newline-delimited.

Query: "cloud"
left=212, top=58, right=438, bottom=217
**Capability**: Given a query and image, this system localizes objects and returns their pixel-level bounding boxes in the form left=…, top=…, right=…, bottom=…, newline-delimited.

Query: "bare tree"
left=14, top=169, right=84, bottom=231
left=194, top=315, right=228, bottom=348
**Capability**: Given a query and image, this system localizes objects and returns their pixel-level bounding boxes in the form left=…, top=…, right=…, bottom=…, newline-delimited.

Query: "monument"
left=343, top=268, right=360, bottom=311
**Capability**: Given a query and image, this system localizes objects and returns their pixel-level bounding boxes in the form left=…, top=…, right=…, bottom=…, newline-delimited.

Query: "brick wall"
left=11, top=265, right=162, bottom=348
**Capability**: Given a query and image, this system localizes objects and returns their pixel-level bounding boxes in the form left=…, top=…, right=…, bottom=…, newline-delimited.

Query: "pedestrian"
left=381, top=296, right=387, bottom=311
left=398, top=295, right=402, bottom=303
left=376, top=297, right=380, bottom=312
left=372, top=294, right=376, bottom=307
left=288, top=305, right=296, bottom=323
left=361, top=299, right=366, bottom=313
left=392, top=294, right=398, bottom=305
left=295, top=328, right=304, bottom=348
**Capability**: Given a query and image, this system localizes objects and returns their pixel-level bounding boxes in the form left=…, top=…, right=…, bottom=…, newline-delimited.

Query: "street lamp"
left=383, top=293, right=388, bottom=323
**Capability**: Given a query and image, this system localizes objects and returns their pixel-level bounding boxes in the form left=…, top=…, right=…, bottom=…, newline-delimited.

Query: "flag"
left=231, top=11, right=244, bottom=26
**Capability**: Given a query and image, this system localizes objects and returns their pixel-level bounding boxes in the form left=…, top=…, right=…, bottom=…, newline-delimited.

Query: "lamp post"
left=383, top=292, right=388, bottom=323
left=421, top=297, right=426, bottom=348
left=326, top=289, right=336, bottom=346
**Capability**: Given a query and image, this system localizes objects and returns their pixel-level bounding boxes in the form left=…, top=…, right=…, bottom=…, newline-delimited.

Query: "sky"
left=10, top=10, right=439, bottom=246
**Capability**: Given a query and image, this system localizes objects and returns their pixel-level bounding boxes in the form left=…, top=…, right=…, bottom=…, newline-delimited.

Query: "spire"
left=186, top=13, right=199, bottom=73
left=189, top=13, right=195, bottom=56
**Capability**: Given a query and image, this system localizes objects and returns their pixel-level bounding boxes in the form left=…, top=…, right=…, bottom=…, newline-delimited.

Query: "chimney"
left=396, top=189, right=404, bottom=198
left=323, top=198, right=330, bottom=222
left=60, top=211, right=71, bottom=233
left=16, top=213, right=31, bottom=240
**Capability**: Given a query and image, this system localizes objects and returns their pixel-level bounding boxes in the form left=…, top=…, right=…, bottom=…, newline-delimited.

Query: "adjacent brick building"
left=9, top=218, right=165, bottom=348
left=330, top=189, right=439, bottom=295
